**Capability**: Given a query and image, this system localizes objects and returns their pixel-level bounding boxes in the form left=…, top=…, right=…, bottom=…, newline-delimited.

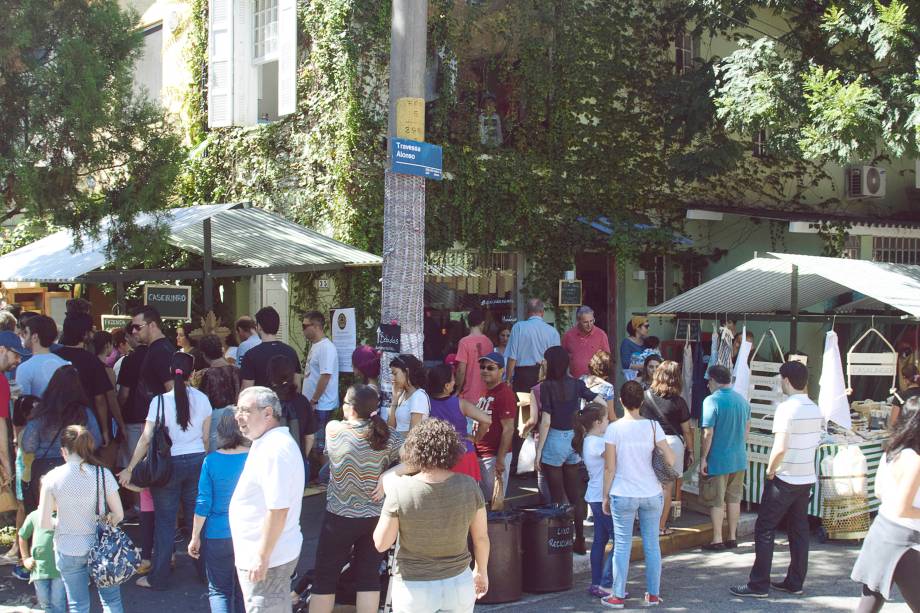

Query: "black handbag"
left=130, top=395, right=172, bottom=488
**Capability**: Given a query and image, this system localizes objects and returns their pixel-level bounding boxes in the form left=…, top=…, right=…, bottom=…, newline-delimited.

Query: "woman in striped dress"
left=309, top=385, right=403, bottom=613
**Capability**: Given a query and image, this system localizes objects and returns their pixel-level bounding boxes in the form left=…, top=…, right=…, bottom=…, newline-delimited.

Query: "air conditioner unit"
left=845, top=165, right=886, bottom=199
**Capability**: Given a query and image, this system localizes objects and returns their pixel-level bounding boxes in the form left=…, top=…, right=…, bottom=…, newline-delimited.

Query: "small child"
left=573, top=403, right=613, bottom=599
left=18, top=508, right=65, bottom=613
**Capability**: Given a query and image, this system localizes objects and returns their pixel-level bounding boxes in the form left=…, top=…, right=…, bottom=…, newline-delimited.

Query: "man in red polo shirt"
left=474, top=351, right=517, bottom=504
left=562, top=305, right=611, bottom=378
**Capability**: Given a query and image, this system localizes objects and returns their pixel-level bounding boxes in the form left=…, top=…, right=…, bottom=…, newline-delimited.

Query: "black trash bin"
left=520, top=504, right=574, bottom=593
left=478, top=510, right=523, bottom=604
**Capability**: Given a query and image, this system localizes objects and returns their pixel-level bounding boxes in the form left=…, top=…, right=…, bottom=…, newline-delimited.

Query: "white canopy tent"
left=649, top=252, right=920, bottom=351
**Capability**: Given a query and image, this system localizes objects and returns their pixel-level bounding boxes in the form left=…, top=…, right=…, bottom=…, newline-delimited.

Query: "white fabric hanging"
left=819, top=330, right=852, bottom=429
left=681, top=326, right=693, bottom=406
left=732, top=326, right=753, bottom=400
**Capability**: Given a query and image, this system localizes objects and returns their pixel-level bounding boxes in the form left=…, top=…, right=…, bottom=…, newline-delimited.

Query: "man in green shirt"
left=18, top=509, right=65, bottom=612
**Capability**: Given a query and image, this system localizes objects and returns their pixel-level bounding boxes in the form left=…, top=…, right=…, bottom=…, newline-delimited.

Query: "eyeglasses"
left=640, top=323, right=650, bottom=329
left=233, top=405, right=262, bottom=416
left=479, top=364, right=499, bottom=371
left=129, top=322, right=149, bottom=333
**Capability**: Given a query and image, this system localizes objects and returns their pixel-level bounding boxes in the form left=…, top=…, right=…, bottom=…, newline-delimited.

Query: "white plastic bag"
left=832, top=447, right=854, bottom=496
left=517, top=435, right=536, bottom=474
left=850, top=447, right=868, bottom=496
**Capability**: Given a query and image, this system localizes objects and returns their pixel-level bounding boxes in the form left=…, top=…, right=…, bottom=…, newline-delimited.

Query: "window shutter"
left=207, top=0, right=234, bottom=127
left=233, top=0, right=258, bottom=126
left=277, top=0, right=297, bottom=116
left=261, top=274, right=290, bottom=344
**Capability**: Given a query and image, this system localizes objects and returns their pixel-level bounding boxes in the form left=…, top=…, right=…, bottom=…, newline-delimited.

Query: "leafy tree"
left=697, top=0, right=920, bottom=164
left=0, top=0, right=184, bottom=258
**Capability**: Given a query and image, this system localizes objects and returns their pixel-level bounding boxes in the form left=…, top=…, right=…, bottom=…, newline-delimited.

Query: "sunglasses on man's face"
left=480, top=364, right=499, bottom=371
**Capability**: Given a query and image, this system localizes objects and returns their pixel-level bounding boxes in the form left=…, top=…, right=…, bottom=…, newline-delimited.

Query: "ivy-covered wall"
left=174, top=0, right=833, bottom=339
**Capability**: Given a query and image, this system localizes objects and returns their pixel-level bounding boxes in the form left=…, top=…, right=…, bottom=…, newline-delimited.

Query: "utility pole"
left=380, top=0, right=427, bottom=395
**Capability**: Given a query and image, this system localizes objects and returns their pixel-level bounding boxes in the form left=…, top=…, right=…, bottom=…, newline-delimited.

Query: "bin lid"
left=487, top=510, right=522, bottom=524
left=519, top=503, right=573, bottom=518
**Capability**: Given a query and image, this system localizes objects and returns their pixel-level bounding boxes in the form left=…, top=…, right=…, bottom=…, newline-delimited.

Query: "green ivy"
left=175, top=0, right=832, bottom=333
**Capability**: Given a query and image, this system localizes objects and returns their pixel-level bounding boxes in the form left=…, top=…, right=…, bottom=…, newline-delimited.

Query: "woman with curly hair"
left=640, top=360, right=693, bottom=535
left=374, top=419, right=489, bottom=613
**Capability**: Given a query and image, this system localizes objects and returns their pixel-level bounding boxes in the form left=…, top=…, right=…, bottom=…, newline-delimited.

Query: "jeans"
left=391, top=568, right=475, bottom=613
left=611, top=494, right=663, bottom=599
left=478, top=453, right=512, bottom=504
left=150, top=452, right=205, bottom=588
left=748, top=477, right=813, bottom=593
left=33, top=577, right=67, bottom=613
left=55, top=551, right=124, bottom=613
left=237, top=557, right=298, bottom=613
left=314, top=410, right=334, bottom=451
left=204, top=537, right=245, bottom=613
left=588, top=501, right=613, bottom=588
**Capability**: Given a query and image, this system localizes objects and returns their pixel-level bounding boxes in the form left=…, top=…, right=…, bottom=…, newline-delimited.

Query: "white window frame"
left=252, top=0, right=279, bottom=64
left=675, top=31, right=699, bottom=75
left=872, top=237, right=920, bottom=265
left=753, top=128, right=768, bottom=157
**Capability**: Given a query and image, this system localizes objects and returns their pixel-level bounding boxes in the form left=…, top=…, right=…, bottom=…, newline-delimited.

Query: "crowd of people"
left=0, top=295, right=916, bottom=612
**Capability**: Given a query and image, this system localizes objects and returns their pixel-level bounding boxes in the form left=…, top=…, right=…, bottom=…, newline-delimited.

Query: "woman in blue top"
left=22, top=365, right=103, bottom=513
left=188, top=410, right=249, bottom=613
left=535, top=346, right=603, bottom=554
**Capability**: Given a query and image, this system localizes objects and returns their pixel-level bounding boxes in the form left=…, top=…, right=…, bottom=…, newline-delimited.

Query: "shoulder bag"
left=130, top=395, right=172, bottom=488
left=650, top=420, right=680, bottom=484
left=88, top=466, right=141, bottom=587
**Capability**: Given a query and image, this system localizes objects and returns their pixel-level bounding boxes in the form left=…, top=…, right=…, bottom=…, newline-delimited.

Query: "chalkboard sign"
left=144, top=284, right=191, bottom=320
left=101, top=315, right=132, bottom=332
left=376, top=323, right=401, bottom=354
left=558, top=280, right=582, bottom=307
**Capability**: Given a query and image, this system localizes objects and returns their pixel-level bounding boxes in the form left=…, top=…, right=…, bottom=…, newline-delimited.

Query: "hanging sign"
left=331, top=308, right=356, bottom=373
left=391, top=138, right=443, bottom=180
left=846, top=328, right=898, bottom=392
left=558, top=280, right=582, bottom=307
left=144, top=284, right=192, bottom=320
left=376, top=323, right=401, bottom=354
left=101, top=315, right=132, bottom=332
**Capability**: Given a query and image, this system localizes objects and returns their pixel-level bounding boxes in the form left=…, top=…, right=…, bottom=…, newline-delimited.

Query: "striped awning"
left=650, top=253, right=920, bottom=318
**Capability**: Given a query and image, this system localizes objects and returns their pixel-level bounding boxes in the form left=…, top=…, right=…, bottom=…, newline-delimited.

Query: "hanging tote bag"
left=130, top=395, right=173, bottom=488
left=88, top=466, right=141, bottom=587
left=650, top=421, right=680, bottom=484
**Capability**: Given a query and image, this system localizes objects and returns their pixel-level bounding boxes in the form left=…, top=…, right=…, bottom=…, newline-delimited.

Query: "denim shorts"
left=541, top=428, right=581, bottom=467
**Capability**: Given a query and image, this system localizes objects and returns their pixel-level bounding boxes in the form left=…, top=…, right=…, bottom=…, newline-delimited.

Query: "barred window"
left=646, top=255, right=667, bottom=307
left=675, top=31, right=700, bottom=75
left=872, top=237, right=920, bottom=264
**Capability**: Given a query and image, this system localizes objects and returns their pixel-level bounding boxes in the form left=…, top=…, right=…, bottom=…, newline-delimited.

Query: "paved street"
left=483, top=537, right=911, bottom=612
left=0, top=487, right=911, bottom=612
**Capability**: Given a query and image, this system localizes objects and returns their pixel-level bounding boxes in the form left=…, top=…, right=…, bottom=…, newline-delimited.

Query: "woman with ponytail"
left=574, top=403, right=613, bottom=598
left=118, top=351, right=212, bottom=589
left=39, top=425, right=124, bottom=612
left=310, top=386, right=403, bottom=613
left=425, top=364, right=491, bottom=481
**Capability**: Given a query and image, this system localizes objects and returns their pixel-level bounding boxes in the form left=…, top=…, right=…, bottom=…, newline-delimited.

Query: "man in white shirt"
left=731, top=361, right=823, bottom=598
left=301, top=310, right=339, bottom=449
left=230, top=387, right=305, bottom=612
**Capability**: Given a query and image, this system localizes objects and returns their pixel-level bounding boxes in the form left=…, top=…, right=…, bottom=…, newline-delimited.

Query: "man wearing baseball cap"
left=473, top=351, right=517, bottom=504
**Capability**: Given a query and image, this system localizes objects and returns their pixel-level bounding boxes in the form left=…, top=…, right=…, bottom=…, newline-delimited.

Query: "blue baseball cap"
left=0, top=331, right=29, bottom=356
left=478, top=351, right=505, bottom=368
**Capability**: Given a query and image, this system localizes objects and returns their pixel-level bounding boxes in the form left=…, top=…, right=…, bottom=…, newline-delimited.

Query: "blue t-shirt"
left=195, top=451, right=248, bottom=539
left=14, top=353, right=70, bottom=398
left=619, top=338, right=645, bottom=375
left=701, top=388, right=751, bottom=476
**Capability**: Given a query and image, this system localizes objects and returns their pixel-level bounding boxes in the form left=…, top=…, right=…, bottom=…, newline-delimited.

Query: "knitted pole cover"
left=380, top=169, right=426, bottom=400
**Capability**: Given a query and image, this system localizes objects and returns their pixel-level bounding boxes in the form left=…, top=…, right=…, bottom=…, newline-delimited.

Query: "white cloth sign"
left=331, top=308, right=356, bottom=373
left=819, top=331, right=852, bottom=429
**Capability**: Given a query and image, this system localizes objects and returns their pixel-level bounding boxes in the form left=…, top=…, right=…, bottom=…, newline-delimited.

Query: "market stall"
left=648, top=253, right=920, bottom=525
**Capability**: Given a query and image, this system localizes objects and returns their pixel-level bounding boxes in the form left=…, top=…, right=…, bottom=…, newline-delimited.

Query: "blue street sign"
left=391, top=138, right=443, bottom=180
